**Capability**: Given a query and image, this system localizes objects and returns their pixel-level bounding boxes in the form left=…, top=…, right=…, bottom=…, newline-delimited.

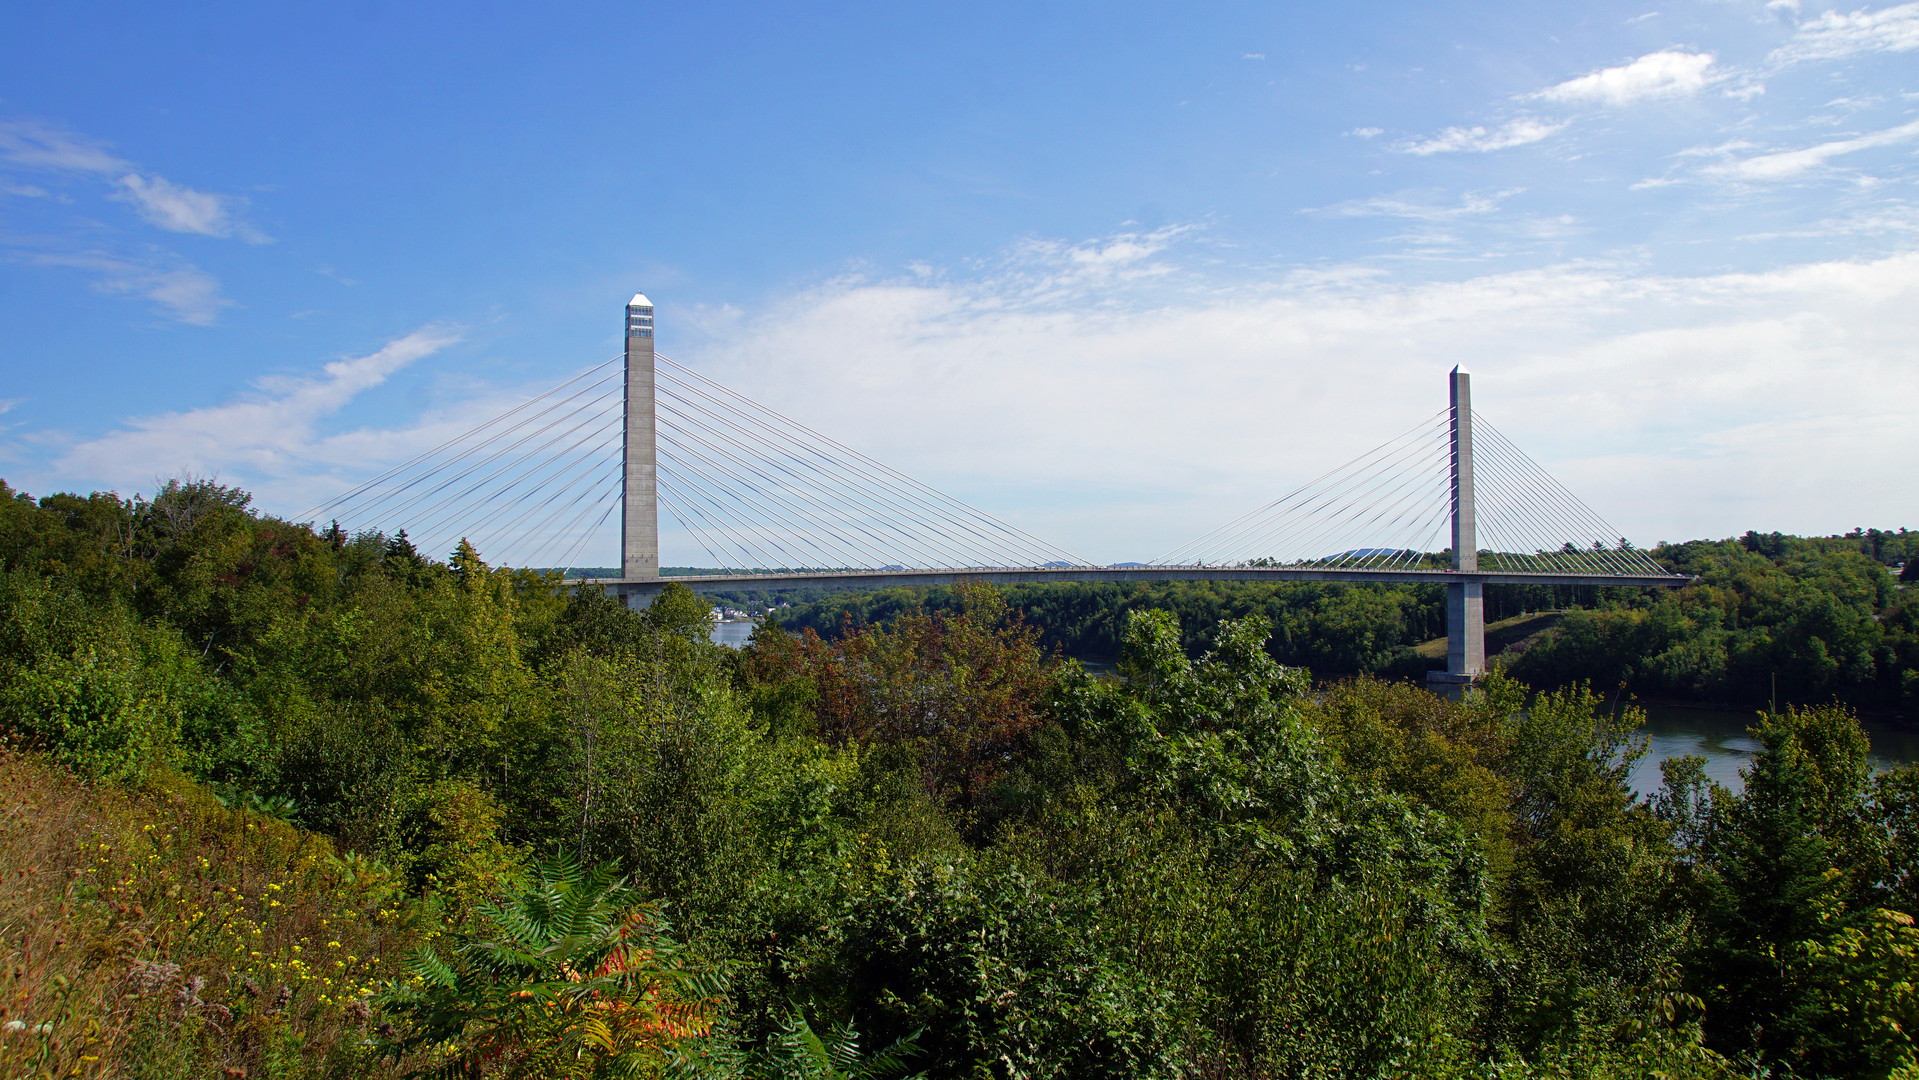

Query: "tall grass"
left=0, top=752, right=440, bottom=1078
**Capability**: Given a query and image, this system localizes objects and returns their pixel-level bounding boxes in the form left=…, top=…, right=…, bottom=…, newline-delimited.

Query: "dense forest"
left=772, top=530, right=1919, bottom=714
left=4, top=478, right=1919, bottom=1078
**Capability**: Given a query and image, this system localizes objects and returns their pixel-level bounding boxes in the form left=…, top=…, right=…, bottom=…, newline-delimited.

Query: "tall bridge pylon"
left=302, top=293, right=1689, bottom=684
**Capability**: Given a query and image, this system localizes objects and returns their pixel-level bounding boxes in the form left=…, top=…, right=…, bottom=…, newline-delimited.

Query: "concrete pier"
left=621, top=294, right=660, bottom=582
left=1430, top=367, right=1486, bottom=685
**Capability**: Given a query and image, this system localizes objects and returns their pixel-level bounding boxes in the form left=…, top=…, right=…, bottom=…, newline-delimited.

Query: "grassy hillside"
left=0, top=754, right=437, bottom=1077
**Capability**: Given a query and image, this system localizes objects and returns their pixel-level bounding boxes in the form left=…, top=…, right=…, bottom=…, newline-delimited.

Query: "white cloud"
left=1346, top=126, right=1384, bottom=139
left=1707, top=117, right=1919, bottom=179
left=1, top=117, right=266, bottom=241
left=0, top=182, right=50, bottom=198
left=0, top=120, right=129, bottom=174
left=49, top=327, right=463, bottom=499
left=1243, top=52, right=1266, bottom=60
left=676, top=234, right=1919, bottom=557
left=1531, top=50, right=1717, bottom=107
left=1308, top=189, right=1522, bottom=221
left=23, top=251, right=233, bottom=325
left=112, top=174, right=267, bottom=242
left=1398, top=118, right=1567, bottom=155
left=1772, top=2, right=1919, bottom=62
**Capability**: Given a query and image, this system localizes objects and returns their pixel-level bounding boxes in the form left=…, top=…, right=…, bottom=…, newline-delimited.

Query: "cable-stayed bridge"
left=305, top=293, right=1689, bottom=682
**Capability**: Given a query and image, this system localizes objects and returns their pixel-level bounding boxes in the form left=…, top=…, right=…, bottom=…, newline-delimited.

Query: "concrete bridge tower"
left=622, top=294, right=660, bottom=580
left=1430, top=366, right=1486, bottom=685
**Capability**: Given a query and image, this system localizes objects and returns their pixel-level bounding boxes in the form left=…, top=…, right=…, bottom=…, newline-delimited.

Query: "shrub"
left=378, top=855, right=723, bottom=1078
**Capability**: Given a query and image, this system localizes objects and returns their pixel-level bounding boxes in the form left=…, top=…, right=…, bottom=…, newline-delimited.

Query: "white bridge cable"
left=655, top=359, right=1065, bottom=564
left=329, top=378, right=622, bottom=532
left=657, top=393, right=1010, bottom=570
left=1156, top=411, right=1451, bottom=567
left=298, top=358, right=630, bottom=568
left=656, top=358, right=1082, bottom=571
left=654, top=399, right=939, bottom=571
left=437, top=432, right=624, bottom=560
left=1471, top=415, right=1666, bottom=575
left=1295, top=433, right=1451, bottom=568
left=653, top=435, right=855, bottom=570
left=384, top=401, right=623, bottom=544
left=655, top=471, right=768, bottom=572
left=1473, top=453, right=1622, bottom=576
left=552, top=494, right=623, bottom=578
left=521, top=463, right=623, bottom=570
left=493, top=442, right=625, bottom=573
left=301, top=364, right=621, bottom=529
left=655, top=374, right=1063, bottom=569
left=652, top=360, right=1085, bottom=571
left=653, top=394, right=983, bottom=570
left=655, top=472, right=756, bottom=572
left=1158, top=406, right=1669, bottom=578
left=1154, top=412, right=1447, bottom=565
left=654, top=407, right=939, bottom=570
left=1467, top=429, right=1615, bottom=574
left=296, top=356, right=622, bottom=522
left=298, top=397, right=623, bottom=564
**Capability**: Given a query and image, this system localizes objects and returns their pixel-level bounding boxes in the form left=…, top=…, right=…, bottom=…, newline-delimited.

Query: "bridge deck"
left=580, top=565, right=1692, bottom=600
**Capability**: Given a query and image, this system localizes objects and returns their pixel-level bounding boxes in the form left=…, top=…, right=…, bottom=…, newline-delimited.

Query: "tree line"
left=3, top=477, right=1917, bottom=1078
left=771, top=529, right=1919, bottom=712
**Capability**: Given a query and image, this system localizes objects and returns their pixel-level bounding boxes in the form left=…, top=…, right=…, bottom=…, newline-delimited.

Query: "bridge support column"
left=1430, top=367, right=1486, bottom=686
left=622, top=293, right=660, bottom=582
left=611, top=579, right=665, bottom=611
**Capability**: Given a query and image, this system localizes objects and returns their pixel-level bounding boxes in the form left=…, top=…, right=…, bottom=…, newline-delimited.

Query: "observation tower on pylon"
left=622, top=293, right=659, bottom=580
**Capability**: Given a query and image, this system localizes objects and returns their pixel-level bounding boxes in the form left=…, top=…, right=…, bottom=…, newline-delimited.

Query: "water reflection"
left=1628, top=704, right=1919, bottom=797
left=709, top=620, right=758, bottom=648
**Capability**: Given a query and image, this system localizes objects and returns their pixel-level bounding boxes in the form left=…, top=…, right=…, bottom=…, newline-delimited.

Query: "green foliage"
left=4, top=475, right=1917, bottom=1078
left=1688, top=703, right=1908, bottom=1074
left=758, top=1009, right=925, bottom=1080
left=1513, top=536, right=1914, bottom=708
left=773, top=529, right=1919, bottom=710
left=379, top=855, right=725, bottom=1079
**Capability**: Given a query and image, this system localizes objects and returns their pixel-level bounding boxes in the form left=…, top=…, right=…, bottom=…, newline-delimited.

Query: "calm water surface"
left=710, top=620, right=758, bottom=648
left=1628, top=704, right=1919, bottom=797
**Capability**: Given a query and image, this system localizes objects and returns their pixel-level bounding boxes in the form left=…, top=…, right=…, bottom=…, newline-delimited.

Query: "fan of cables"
left=299, top=354, right=1088, bottom=573
left=1469, top=413, right=1668, bottom=576
left=652, top=357, right=1086, bottom=572
left=299, top=357, right=625, bottom=571
left=1155, top=409, right=1667, bottom=576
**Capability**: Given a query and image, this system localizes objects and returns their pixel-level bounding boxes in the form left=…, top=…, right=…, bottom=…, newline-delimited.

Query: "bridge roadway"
left=587, top=565, right=1693, bottom=607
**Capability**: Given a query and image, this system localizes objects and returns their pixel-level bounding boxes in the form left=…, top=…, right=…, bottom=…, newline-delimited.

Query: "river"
left=710, top=620, right=759, bottom=648
left=1629, top=703, right=1919, bottom=797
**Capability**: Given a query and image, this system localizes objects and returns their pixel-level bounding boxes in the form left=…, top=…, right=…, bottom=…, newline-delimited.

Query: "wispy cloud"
left=1706, top=117, right=1919, bottom=179
left=111, top=174, right=268, bottom=242
left=50, top=327, right=463, bottom=494
left=0, top=116, right=272, bottom=320
left=1398, top=118, right=1566, bottom=155
left=0, top=117, right=269, bottom=242
left=22, top=251, right=232, bottom=325
left=0, top=120, right=129, bottom=173
left=1307, top=189, right=1522, bottom=221
left=1772, top=2, right=1919, bottom=62
left=1531, top=50, right=1717, bottom=107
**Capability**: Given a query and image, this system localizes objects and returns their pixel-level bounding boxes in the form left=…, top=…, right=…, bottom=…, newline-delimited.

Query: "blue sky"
left=2, top=0, right=1916, bottom=563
